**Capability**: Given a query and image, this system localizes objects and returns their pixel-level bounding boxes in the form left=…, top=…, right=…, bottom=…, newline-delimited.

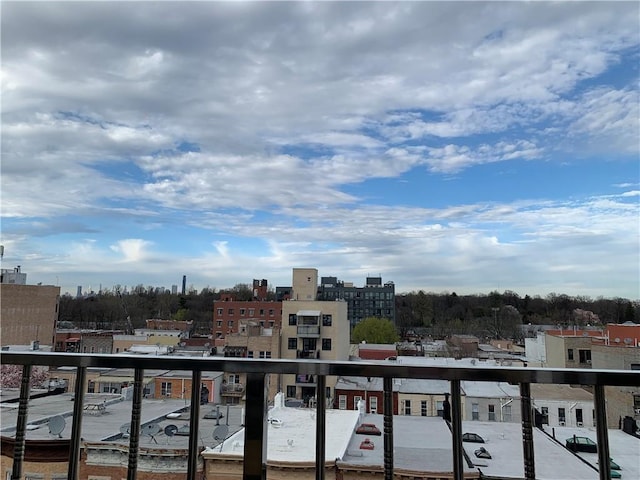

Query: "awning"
left=297, top=310, right=321, bottom=316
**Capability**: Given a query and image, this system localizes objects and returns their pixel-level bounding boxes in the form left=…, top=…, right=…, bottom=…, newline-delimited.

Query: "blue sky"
left=1, top=1, right=638, bottom=299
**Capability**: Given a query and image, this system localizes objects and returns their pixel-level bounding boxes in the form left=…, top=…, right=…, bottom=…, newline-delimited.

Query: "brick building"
left=212, top=280, right=282, bottom=339
left=0, top=283, right=60, bottom=347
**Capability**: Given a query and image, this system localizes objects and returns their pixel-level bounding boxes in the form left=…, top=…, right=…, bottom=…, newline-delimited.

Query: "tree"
left=0, top=365, right=49, bottom=388
left=352, top=317, right=399, bottom=344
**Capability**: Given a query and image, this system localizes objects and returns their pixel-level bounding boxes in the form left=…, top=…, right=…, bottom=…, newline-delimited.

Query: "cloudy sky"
left=1, top=1, right=639, bottom=299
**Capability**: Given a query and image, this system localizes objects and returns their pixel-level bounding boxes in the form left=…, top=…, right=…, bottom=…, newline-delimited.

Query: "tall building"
left=317, top=275, right=396, bottom=327
left=279, top=268, right=350, bottom=406
left=0, top=265, right=27, bottom=285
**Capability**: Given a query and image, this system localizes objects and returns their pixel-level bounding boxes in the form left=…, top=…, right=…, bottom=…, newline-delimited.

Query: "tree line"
left=58, top=284, right=638, bottom=340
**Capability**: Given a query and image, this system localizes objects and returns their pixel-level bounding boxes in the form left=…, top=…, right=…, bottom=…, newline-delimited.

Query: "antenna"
left=48, top=415, right=66, bottom=438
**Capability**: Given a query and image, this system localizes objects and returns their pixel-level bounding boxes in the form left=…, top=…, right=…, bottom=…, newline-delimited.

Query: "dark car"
left=355, top=423, right=382, bottom=436
left=462, top=432, right=485, bottom=443
left=565, top=436, right=597, bottom=453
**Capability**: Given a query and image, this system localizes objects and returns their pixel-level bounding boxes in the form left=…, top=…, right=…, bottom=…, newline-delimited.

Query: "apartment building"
left=279, top=268, right=349, bottom=405
left=316, top=275, right=396, bottom=327
left=212, top=279, right=281, bottom=339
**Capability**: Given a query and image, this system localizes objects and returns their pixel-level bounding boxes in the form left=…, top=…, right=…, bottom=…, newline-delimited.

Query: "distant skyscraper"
left=76, top=286, right=82, bottom=298
left=172, top=284, right=178, bottom=295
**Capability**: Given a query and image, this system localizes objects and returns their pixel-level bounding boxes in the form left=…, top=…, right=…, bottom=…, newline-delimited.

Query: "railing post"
left=244, top=372, right=267, bottom=480
left=68, top=366, right=87, bottom=480
left=315, top=375, right=326, bottom=480
left=520, top=382, right=535, bottom=480
left=450, top=380, right=464, bottom=480
left=383, top=377, right=394, bottom=480
left=127, top=367, right=144, bottom=480
left=11, top=365, right=31, bottom=480
left=594, top=385, right=611, bottom=480
left=188, top=370, right=202, bottom=480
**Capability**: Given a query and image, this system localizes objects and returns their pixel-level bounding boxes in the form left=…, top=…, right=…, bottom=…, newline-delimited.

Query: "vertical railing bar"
left=11, top=364, right=32, bottom=480
left=187, top=370, right=202, bottom=480
left=243, top=372, right=267, bottom=480
left=68, top=366, right=87, bottom=480
left=315, top=375, right=327, bottom=480
left=450, top=380, right=464, bottom=480
left=520, top=382, right=536, bottom=480
left=383, top=376, right=394, bottom=480
left=127, top=367, right=144, bottom=480
left=594, top=385, right=611, bottom=480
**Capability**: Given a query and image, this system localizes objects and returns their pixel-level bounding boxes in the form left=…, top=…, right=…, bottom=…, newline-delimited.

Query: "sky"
left=1, top=1, right=639, bottom=300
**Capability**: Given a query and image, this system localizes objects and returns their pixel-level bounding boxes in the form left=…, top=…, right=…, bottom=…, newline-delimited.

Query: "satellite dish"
left=48, top=415, right=66, bottom=438
left=119, top=423, right=131, bottom=437
left=142, top=423, right=161, bottom=436
left=164, top=424, right=178, bottom=437
left=213, top=425, right=229, bottom=442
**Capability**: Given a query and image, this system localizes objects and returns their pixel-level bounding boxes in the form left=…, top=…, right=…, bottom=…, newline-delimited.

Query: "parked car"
left=356, top=423, right=381, bottom=436
left=565, top=436, right=597, bottom=453
left=462, top=432, right=485, bottom=443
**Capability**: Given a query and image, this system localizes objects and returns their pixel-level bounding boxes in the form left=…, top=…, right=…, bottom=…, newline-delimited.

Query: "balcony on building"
left=221, top=382, right=245, bottom=396
left=296, top=309, right=321, bottom=337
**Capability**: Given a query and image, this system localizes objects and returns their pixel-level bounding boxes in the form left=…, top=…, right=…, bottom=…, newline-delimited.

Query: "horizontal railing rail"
left=2, top=351, right=639, bottom=480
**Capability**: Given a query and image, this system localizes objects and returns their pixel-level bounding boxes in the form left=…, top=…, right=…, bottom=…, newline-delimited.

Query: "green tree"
left=351, top=317, right=399, bottom=344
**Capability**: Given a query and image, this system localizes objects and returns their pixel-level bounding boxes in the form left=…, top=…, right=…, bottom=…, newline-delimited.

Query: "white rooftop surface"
left=341, top=414, right=476, bottom=474
left=543, top=425, right=640, bottom=480
left=462, top=421, right=598, bottom=480
left=461, top=381, right=520, bottom=398
left=205, top=402, right=360, bottom=462
left=0, top=391, right=242, bottom=447
left=336, top=376, right=450, bottom=394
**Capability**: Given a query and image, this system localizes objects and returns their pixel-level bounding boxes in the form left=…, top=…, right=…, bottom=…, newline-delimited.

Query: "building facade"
left=0, top=283, right=60, bottom=347
left=279, top=269, right=350, bottom=405
left=316, top=275, right=395, bottom=327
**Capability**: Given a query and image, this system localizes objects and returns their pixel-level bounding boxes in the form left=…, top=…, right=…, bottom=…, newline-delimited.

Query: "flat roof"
left=341, top=414, right=476, bottom=474
left=543, top=425, right=639, bottom=480
left=205, top=402, right=359, bottom=462
left=462, top=381, right=520, bottom=399
left=461, top=421, right=598, bottom=480
left=530, top=384, right=593, bottom=402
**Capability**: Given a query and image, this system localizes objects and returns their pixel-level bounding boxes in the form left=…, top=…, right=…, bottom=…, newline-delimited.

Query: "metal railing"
left=2, top=351, right=638, bottom=480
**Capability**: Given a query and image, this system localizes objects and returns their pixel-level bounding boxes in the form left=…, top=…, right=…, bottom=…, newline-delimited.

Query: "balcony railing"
left=296, top=325, right=320, bottom=337
left=1, top=351, right=638, bottom=480
left=221, top=382, right=245, bottom=395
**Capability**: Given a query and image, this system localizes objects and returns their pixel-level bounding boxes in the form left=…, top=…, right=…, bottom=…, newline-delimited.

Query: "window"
left=269, top=309, right=274, bottom=316
left=289, top=314, right=297, bottom=325
left=286, top=385, right=296, bottom=398
left=259, top=309, right=265, bottom=316
left=322, top=314, right=332, bottom=326
left=541, top=407, right=549, bottom=424
left=338, top=395, right=347, bottom=410
left=216, top=320, right=222, bottom=327
left=404, top=399, right=411, bottom=415
left=322, top=338, right=332, bottom=351
left=370, top=397, right=378, bottom=414
left=259, top=351, right=271, bottom=359
left=567, top=349, right=574, bottom=361
left=436, top=400, right=444, bottom=417
left=288, top=338, right=297, bottom=350
left=576, top=408, right=583, bottom=425
left=217, top=308, right=223, bottom=315
left=161, top=382, right=172, bottom=396
left=579, top=349, right=591, bottom=364
left=247, top=351, right=254, bottom=358
left=354, top=396, right=362, bottom=410
left=249, top=308, right=255, bottom=316
left=488, top=404, right=496, bottom=421
left=228, top=308, right=234, bottom=315
left=240, top=308, right=245, bottom=316
left=228, top=374, right=239, bottom=384
left=503, top=405, right=512, bottom=422
left=227, top=320, right=234, bottom=327
left=472, top=403, right=479, bottom=420
left=421, top=400, right=428, bottom=416
left=558, top=407, right=566, bottom=424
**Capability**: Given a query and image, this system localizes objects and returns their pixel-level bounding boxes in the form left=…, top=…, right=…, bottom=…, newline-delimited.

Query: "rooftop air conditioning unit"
left=558, top=421, right=566, bottom=426
left=577, top=422, right=583, bottom=427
